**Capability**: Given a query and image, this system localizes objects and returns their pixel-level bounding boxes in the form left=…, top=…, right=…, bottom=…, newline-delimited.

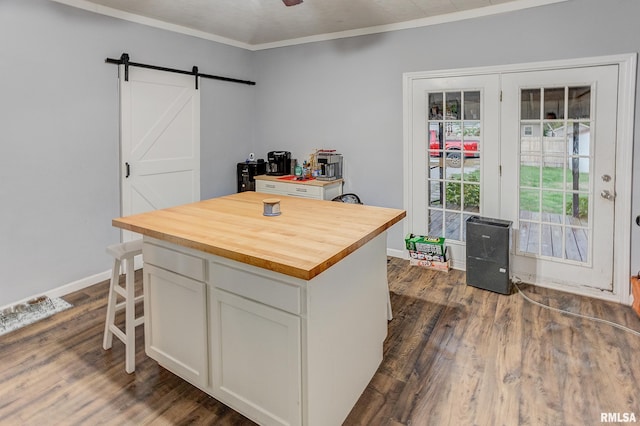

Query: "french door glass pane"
left=565, top=158, right=589, bottom=191
left=566, top=193, right=589, bottom=226
left=565, top=227, right=589, bottom=262
left=426, top=90, right=483, bottom=241
left=517, top=85, right=592, bottom=263
left=521, top=89, right=541, bottom=119
left=463, top=183, right=480, bottom=212
left=428, top=209, right=443, bottom=235
left=429, top=180, right=443, bottom=207
left=520, top=157, right=540, bottom=188
left=541, top=190, right=563, bottom=214
left=541, top=156, right=564, bottom=189
left=464, top=92, right=481, bottom=119
left=444, top=211, right=461, bottom=240
left=519, top=221, right=539, bottom=254
left=568, top=86, right=591, bottom=119
left=429, top=93, right=443, bottom=119
left=543, top=88, right=565, bottom=119
left=567, top=121, right=590, bottom=154
left=445, top=92, right=461, bottom=119
left=519, top=189, right=539, bottom=219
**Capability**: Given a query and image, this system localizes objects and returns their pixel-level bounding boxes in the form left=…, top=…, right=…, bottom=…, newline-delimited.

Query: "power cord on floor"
left=512, top=277, right=640, bottom=338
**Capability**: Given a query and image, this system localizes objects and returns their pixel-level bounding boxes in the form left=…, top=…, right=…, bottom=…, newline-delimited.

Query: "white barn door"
left=120, top=66, right=200, bottom=242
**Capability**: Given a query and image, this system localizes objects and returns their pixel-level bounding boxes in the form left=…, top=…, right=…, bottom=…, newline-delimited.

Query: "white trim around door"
left=403, top=53, right=636, bottom=304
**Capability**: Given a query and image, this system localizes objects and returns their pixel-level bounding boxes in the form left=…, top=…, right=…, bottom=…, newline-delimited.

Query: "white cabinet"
left=141, top=233, right=390, bottom=426
left=143, top=243, right=208, bottom=388
left=255, top=177, right=342, bottom=201
left=210, top=288, right=302, bottom=426
left=209, top=260, right=303, bottom=426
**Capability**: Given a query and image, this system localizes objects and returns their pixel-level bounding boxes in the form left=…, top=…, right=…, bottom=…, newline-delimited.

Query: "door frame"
left=403, top=53, right=636, bottom=304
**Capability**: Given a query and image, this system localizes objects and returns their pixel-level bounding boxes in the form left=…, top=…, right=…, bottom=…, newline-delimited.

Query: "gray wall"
left=0, top=0, right=255, bottom=306
left=253, top=0, right=640, bottom=274
left=2, top=0, right=639, bottom=307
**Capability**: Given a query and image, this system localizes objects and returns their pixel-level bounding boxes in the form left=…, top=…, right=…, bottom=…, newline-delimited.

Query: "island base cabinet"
left=140, top=232, right=391, bottom=426
left=143, top=264, right=208, bottom=388
left=210, top=289, right=302, bottom=426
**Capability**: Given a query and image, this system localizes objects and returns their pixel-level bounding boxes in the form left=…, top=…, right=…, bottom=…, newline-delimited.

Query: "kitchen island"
left=112, top=191, right=405, bottom=426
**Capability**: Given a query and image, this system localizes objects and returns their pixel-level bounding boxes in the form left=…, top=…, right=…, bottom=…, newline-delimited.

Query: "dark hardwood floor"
left=2, top=259, right=640, bottom=425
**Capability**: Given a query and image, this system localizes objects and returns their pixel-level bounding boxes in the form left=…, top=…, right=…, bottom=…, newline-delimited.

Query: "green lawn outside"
left=438, top=165, right=588, bottom=217
left=519, top=165, right=589, bottom=216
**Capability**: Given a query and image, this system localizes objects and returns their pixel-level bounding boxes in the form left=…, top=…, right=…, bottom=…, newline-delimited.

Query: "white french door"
left=408, top=74, right=500, bottom=267
left=405, top=55, right=634, bottom=300
left=501, top=66, right=618, bottom=291
left=120, top=66, right=201, bottom=242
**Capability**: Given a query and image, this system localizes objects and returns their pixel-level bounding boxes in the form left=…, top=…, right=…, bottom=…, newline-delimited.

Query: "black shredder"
left=466, top=216, right=513, bottom=294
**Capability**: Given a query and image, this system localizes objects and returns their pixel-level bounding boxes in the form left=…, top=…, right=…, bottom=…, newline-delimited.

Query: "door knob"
left=601, top=174, right=611, bottom=182
left=600, top=190, right=615, bottom=201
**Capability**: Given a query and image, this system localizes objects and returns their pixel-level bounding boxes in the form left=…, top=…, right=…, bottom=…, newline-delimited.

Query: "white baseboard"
left=46, top=270, right=113, bottom=300
left=386, top=248, right=406, bottom=259
left=0, top=270, right=112, bottom=312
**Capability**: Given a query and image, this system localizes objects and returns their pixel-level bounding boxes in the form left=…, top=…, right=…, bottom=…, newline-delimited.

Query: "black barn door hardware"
left=105, top=53, right=256, bottom=88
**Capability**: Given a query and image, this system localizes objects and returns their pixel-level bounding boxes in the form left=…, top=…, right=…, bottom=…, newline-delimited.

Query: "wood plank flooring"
left=2, top=259, right=640, bottom=425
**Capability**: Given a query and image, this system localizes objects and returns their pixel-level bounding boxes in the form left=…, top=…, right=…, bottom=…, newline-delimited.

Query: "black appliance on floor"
left=237, top=160, right=266, bottom=192
left=266, top=151, right=291, bottom=176
left=466, top=216, right=513, bottom=294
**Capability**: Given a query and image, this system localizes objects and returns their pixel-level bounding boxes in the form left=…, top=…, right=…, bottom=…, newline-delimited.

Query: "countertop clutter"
left=237, top=149, right=343, bottom=195
left=255, top=174, right=342, bottom=186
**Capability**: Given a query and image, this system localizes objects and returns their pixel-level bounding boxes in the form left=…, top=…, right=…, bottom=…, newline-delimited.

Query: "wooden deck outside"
left=518, top=210, right=589, bottom=262
left=428, top=209, right=589, bottom=262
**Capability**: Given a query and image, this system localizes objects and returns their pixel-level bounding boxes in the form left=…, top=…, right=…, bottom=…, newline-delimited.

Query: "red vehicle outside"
left=428, top=130, right=479, bottom=167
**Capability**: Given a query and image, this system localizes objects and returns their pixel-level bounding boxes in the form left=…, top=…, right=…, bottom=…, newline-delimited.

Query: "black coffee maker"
left=266, top=151, right=291, bottom=176
left=237, top=160, right=266, bottom=192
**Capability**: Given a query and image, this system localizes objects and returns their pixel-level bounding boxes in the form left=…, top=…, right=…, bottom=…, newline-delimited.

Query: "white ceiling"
left=53, top=0, right=565, bottom=50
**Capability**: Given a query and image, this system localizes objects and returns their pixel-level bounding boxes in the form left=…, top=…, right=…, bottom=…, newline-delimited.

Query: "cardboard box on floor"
left=404, top=233, right=446, bottom=255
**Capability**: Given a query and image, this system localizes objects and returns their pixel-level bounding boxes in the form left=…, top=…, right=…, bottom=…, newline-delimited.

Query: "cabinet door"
left=210, top=288, right=302, bottom=426
left=321, top=182, right=343, bottom=200
left=144, top=264, right=208, bottom=387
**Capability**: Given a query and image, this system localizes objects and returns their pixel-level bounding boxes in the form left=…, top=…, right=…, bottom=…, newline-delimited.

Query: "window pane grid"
left=518, top=84, right=592, bottom=263
left=426, top=90, right=482, bottom=240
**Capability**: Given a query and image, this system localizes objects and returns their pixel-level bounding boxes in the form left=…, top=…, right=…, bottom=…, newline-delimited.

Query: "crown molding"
left=51, top=0, right=568, bottom=51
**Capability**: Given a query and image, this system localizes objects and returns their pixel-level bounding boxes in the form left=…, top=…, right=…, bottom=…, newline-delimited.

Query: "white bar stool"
left=102, top=239, right=144, bottom=373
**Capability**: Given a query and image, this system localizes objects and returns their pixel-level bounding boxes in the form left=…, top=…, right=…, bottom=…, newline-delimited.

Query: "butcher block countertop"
left=112, top=191, right=405, bottom=280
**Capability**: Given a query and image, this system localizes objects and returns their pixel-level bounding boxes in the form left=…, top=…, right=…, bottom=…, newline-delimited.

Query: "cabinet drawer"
left=286, top=184, right=321, bottom=198
left=211, top=262, right=302, bottom=315
left=144, top=242, right=206, bottom=282
left=256, top=180, right=283, bottom=194
left=256, top=179, right=323, bottom=200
